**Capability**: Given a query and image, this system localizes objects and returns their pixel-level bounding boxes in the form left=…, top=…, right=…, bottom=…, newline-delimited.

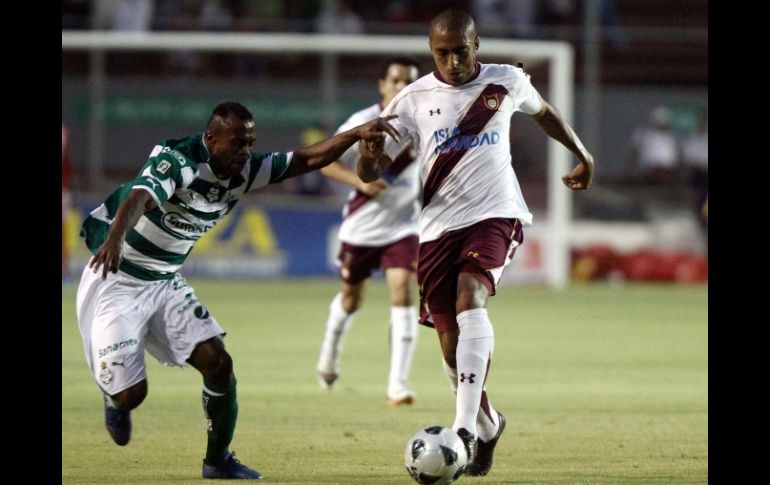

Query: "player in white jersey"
left=315, top=57, right=422, bottom=406
left=358, top=9, right=595, bottom=477
left=77, top=102, right=398, bottom=480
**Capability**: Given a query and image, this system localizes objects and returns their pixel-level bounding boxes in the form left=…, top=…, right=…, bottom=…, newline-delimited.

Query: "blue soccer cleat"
left=202, top=451, right=263, bottom=480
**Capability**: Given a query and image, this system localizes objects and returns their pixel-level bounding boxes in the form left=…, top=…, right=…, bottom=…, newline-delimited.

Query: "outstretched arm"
left=357, top=135, right=394, bottom=183
left=283, top=116, right=400, bottom=179
left=532, top=99, right=595, bottom=190
left=89, top=188, right=157, bottom=279
left=321, top=161, right=388, bottom=196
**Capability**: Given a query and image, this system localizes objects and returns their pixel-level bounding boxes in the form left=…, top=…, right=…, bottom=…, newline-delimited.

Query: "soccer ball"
left=404, top=426, right=467, bottom=485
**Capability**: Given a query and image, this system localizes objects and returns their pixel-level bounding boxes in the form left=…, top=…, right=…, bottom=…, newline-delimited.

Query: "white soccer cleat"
left=387, top=381, right=416, bottom=406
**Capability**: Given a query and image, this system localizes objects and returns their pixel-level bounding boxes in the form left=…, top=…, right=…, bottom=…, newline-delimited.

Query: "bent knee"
left=189, top=338, right=234, bottom=383
left=206, top=350, right=233, bottom=381
left=112, top=379, right=147, bottom=411
left=206, top=351, right=234, bottom=384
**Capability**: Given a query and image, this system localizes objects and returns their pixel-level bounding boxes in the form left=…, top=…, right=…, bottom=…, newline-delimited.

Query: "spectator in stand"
left=471, top=0, right=540, bottom=37
left=315, top=0, right=364, bottom=34
left=91, top=0, right=156, bottom=31
left=630, top=105, right=679, bottom=185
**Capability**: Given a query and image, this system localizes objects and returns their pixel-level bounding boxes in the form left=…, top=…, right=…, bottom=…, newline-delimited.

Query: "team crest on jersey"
left=99, top=361, right=113, bottom=385
left=483, top=94, right=501, bottom=111
left=157, top=160, right=172, bottom=174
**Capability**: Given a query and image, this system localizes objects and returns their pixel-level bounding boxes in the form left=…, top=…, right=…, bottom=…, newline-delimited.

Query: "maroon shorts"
left=417, top=218, right=523, bottom=332
left=338, top=235, right=419, bottom=285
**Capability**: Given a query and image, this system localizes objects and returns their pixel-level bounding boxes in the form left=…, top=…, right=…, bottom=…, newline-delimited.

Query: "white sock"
left=388, top=306, right=418, bottom=393
left=444, top=358, right=498, bottom=439
left=317, top=293, right=355, bottom=372
left=476, top=389, right=499, bottom=442
left=442, top=358, right=458, bottom=394
left=452, top=308, right=494, bottom=437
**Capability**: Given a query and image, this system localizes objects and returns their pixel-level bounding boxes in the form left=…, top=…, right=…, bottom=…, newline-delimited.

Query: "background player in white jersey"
left=77, top=102, right=398, bottom=480
left=315, top=57, right=422, bottom=406
left=358, top=9, right=595, bottom=477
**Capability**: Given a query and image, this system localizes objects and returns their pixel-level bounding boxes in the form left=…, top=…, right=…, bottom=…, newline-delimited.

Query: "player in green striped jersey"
left=76, top=102, right=398, bottom=479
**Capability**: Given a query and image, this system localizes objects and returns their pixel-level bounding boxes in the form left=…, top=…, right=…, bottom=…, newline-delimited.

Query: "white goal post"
left=62, top=31, right=574, bottom=289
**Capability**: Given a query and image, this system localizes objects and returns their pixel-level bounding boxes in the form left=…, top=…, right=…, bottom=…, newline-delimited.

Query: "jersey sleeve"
left=133, top=145, right=195, bottom=205
left=245, top=151, right=293, bottom=191
left=381, top=96, right=418, bottom=161
left=509, top=66, right=543, bottom=115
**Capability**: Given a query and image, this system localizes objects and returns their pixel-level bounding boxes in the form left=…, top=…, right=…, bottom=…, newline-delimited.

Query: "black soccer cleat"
left=465, top=411, right=507, bottom=476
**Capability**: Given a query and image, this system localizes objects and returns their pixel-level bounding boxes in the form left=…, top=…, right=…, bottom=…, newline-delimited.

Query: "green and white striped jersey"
left=81, top=133, right=292, bottom=281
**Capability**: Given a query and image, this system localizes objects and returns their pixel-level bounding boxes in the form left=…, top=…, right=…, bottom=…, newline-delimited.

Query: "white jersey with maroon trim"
left=335, top=103, right=420, bottom=246
left=381, top=63, right=542, bottom=243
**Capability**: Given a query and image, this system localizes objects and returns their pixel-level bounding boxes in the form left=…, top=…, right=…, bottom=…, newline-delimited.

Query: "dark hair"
left=430, top=9, right=476, bottom=38
left=208, top=102, right=253, bottom=127
left=379, top=56, right=421, bottom=80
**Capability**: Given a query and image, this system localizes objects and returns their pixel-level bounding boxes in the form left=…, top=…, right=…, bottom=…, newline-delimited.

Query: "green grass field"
left=62, top=279, right=707, bottom=484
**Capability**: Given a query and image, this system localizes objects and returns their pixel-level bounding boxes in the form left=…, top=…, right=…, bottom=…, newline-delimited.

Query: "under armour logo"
left=460, top=373, right=476, bottom=383
left=429, top=108, right=441, bottom=116
left=467, top=251, right=479, bottom=258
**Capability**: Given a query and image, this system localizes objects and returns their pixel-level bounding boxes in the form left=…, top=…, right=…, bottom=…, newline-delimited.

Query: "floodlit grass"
left=62, top=279, right=707, bottom=484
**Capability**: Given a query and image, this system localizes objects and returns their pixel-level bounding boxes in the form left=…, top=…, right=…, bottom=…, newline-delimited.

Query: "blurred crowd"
left=629, top=105, right=708, bottom=221
left=62, top=2, right=708, bottom=283
left=62, top=0, right=588, bottom=37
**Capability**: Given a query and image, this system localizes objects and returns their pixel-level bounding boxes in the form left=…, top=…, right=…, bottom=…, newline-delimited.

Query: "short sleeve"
left=511, top=68, right=543, bottom=115
left=246, top=151, right=293, bottom=190
left=381, top=97, right=418, bottom=161
left=133, top=145, right=194, bottom=205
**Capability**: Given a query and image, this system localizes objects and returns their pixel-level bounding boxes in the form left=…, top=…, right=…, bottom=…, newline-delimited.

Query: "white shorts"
left=76, top=265, right=225, bottom=395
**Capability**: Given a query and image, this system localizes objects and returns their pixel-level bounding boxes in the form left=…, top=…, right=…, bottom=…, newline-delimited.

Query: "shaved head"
left=207, top=101, right=254, bottom=134
left=429, top=8, right=476, bottom=39
left=428, top=9, right=479, bottom=86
